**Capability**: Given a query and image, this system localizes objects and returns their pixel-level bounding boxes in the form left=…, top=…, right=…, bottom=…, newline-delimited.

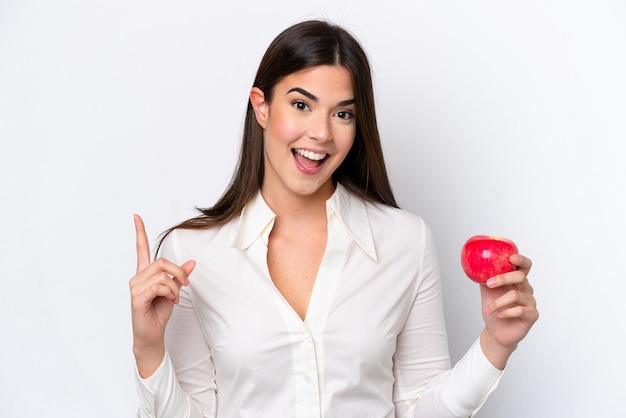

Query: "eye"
left=334, top=110, right=355, bottom=121
left=291, top=100, right=310, bottom=111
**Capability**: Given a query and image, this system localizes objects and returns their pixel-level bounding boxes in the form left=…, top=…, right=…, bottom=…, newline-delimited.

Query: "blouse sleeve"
left=393, top=220, right=503, bottom=417
left=134, top=230, right=217, bottom=418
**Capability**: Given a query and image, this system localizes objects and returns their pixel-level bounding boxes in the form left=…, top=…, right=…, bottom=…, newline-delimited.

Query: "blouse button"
left=304, top=374, right=311, bottom=383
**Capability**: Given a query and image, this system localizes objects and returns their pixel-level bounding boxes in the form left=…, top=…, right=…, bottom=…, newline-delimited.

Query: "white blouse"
left=135, top=184, right=502, bottom=417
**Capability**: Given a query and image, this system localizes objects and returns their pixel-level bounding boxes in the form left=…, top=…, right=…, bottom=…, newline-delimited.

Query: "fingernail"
left=486, top=278, right=496, bottom=287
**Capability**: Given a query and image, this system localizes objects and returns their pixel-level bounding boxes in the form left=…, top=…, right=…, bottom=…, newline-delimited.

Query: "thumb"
left=181, top=260, right=196, bottom=281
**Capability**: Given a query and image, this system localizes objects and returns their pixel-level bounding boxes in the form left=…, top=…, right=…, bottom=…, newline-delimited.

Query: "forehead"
left=276, top=65, right=354, bottom=97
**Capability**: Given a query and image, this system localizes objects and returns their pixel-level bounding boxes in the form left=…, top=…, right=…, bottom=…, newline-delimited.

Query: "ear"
left=249, top=87, right=268, bottom=129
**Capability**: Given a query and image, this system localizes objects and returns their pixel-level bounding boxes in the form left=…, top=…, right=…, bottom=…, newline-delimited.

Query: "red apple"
left=460, top=235, right=519, bottom=283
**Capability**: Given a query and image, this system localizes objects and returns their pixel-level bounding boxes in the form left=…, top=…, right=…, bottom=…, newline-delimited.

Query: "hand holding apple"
left=460, top=235, right=519, bottom=283
left=478, top=253, right=538, bottom=370
left=459, top=236, right=539, bottom=370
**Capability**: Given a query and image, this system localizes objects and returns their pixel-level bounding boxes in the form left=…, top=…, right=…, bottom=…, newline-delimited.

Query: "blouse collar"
left=231, top=183, right=377, bottom=261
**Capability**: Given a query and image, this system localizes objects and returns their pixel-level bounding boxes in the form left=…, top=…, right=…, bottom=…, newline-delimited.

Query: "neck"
left=261, top=182, right=335, bottom=223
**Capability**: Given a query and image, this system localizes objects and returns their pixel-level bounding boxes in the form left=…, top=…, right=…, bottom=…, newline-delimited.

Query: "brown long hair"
left=158, top=20, right=397, bottom=249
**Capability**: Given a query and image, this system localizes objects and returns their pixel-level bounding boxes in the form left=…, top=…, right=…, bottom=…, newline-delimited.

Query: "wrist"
left=133, top=342, right=166, bottom=378
left=479, top=329, right=517, bottom=370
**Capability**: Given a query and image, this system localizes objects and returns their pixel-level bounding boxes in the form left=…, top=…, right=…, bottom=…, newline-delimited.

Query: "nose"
left=308, top=114, right=332, bottom=143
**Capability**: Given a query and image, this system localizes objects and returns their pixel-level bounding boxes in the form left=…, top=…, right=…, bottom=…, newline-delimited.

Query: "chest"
left=266, top=223, right=327, bottom=321
left=182, top=208, right=424, bottom=368
left=189, top=226, right=418, bottom=353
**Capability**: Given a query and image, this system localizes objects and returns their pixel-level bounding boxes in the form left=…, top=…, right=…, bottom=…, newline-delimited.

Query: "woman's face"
left=251, top=65, right=356, bottom=203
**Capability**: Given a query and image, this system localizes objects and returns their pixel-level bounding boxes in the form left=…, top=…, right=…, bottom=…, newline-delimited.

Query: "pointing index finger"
left=134, top=214, right=151, bottom=272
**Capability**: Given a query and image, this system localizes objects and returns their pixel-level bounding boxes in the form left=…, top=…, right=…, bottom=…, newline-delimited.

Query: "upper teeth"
left=294, top=149, right=327, bottom=161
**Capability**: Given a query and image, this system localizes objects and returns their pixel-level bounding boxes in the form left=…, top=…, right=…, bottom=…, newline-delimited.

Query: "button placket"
left=291, top=326, right=321, bottom=417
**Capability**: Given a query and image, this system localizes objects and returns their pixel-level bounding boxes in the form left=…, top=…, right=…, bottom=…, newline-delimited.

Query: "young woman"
left=130, top=20, right=539, bottom=417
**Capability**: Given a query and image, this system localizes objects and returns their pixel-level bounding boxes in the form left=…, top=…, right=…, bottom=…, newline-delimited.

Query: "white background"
left=1, top=1, right=624, bottom=416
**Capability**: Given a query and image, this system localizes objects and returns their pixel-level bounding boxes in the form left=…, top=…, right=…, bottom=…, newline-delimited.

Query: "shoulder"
left=366, top=202, right=430, bottom=239
left=333, top=184, right=434, bottom=253
left=365, top=201, right=438, bottom=264
left=158, top=220, right=237, bottom=262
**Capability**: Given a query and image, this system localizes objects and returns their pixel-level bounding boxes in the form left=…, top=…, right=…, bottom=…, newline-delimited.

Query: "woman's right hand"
left=129, top=214, right=195, bottom=377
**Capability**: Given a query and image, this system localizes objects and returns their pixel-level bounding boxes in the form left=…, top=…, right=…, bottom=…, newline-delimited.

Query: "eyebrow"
left=287, top=87, right=355, bottom=106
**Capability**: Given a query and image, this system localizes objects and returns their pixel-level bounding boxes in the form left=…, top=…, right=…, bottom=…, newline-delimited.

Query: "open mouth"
left=292, top=148, right=328, bottom=169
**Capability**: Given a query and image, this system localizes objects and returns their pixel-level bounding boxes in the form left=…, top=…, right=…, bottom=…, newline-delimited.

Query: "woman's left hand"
left=479, top=254, right=539, bottom=369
